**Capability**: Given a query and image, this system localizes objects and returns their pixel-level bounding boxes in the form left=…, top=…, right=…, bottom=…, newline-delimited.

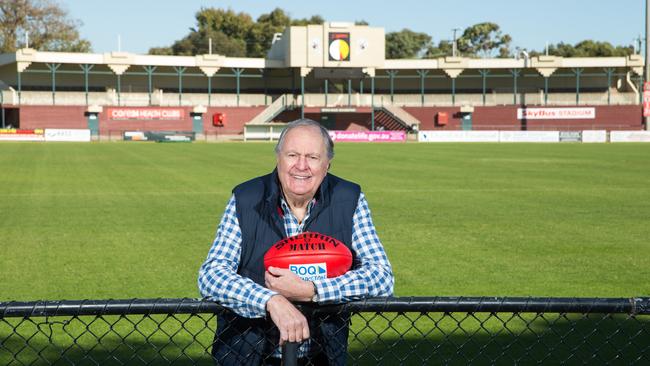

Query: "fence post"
left=282, top=341, right=299, bottom=366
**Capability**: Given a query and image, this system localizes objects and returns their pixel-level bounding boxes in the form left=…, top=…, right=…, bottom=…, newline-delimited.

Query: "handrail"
left=2, top=296, right=649, bottom=317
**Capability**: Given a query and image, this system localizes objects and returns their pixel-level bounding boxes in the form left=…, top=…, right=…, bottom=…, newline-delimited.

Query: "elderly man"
left=198, top=119, right=393, bottom=365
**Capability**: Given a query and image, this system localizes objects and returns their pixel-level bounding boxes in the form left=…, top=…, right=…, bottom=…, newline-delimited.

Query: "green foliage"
left=146, top=7, right=632, bottom=60
left=1, top=143, right=649, bottom=300
left=457, top=22, right=512, bottom=58
left=529, top=40, right=635, bottom=57
left=385, top=29, right=432, bottom=59
left=149, top=7, right=325, bottom=57
left=424, top=39, right=452, bottom=58
left=0, top=0, right=91, bottom=53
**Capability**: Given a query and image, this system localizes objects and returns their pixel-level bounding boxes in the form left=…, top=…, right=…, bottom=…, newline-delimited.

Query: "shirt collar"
left=279, top=196, right=317, bottom=217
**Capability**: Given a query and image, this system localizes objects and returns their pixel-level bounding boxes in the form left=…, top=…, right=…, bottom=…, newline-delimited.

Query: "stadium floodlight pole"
left=646, top=0, right=650, bottom=129
left=452, top=28, right=461, bottom=57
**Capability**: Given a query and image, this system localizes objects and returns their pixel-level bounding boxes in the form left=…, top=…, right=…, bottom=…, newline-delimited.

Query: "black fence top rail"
left=1, top=296, right=649, bottom=317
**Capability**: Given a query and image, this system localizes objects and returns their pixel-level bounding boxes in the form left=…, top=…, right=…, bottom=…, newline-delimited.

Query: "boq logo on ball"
left=264, top=232, right=353, bottom=281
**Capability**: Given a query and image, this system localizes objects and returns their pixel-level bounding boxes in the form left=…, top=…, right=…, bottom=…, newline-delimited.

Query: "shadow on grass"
left=0, top=312, right=648, bottom=365
left=346, top=312, right=650, bottom=365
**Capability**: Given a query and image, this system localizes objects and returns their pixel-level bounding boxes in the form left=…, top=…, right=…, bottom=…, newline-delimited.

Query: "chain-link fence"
left=1, top=297, right=649, bottom=365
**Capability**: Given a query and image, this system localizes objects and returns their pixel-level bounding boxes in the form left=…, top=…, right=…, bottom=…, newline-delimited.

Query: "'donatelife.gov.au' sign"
left=328, top=130, right=406, bottom=142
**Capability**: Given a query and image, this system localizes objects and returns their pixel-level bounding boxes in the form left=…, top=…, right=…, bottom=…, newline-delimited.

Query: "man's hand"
left=265, top=266, right=314, bottom=302
left=266, top=295, right=309, bottom=345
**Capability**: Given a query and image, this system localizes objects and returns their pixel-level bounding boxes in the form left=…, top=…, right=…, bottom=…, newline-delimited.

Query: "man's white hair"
left=274, top=119, right=335, bottom=160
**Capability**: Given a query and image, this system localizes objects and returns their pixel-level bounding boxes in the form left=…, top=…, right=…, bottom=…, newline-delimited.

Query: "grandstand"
left=0, top=22, right=645, bottom=140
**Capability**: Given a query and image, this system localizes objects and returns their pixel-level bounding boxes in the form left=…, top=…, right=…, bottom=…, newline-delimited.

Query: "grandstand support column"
left=639, top=75, right=644, bottom=105
left=232, top=68, right=245, bottom=107
left=416, top=70, right=430, bottom=106
left=544, top=77, right=549, bottom=105
left=604, top=68, right=615, bottom=105
left=348, top=79, right=352, bottom=106
left=80, top=64, right=94, bottom=106
left=572, top=68, right=584, bottom=105
left=17, top=71, right=21, bottom=105
left=199, top=66, right=220, bottom=107
left=107, top=69, right=126, bottom=106
left=509, top=69, right=521, bottom=105
left=299, top=67, right=312, bottom=119
left=117, top=75, right=122, bottom=106
left=208, top=76, right=213, bottom=106
left=107, top=53, right=134, bottom=107
left=535, top=66, right=556, bottom=105
left=45, top=63, right=61, bottom=105
left=16, top=56, right=32, bottom=106
left=173, top=66, right=187, bottom=106
left=386, top=70, right=399, bottom=104
left=301, top=76, right=304, bottom=118
left=324, top=79, right=328, bottom=106
left=452, top=78, right=456, bottom=106
left=371, top=76, right=375, bottom=130
left=143, top=66, right=157, bottom=106
left=363, top=67, right=376, bottom=130
left=259, top=68, right=268, bottom=106
left=478, top=69, right=490, bottom=106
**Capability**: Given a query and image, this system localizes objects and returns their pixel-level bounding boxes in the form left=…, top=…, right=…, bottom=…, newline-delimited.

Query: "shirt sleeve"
left=197, top=194, right=277, bottom=318
left=313, top=192, right=394, bottom=303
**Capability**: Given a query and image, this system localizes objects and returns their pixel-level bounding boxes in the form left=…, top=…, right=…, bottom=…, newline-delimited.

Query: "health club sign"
left=329, top=32, right=350, bottom=61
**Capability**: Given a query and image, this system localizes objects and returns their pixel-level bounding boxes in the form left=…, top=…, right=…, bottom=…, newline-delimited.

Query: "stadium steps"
left=374, top=107, right=420, bottom=131
left=247, top=94, right=292, bottom=124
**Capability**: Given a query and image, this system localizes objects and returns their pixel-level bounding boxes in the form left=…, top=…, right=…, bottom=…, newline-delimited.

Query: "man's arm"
left=198, top=194, right=310, bottom=343
left=313, top=192, right=394, bottom=302
left=197, top=194, right=278, bottom=317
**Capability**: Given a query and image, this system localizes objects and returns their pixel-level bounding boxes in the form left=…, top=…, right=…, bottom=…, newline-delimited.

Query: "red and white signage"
left=107, top=108, right=183, bottom=120
left=0, top=129, right=45, bottom=141
left=328, top=130, right=406, bottom=142
left=517, top=107, right=595, bottom=120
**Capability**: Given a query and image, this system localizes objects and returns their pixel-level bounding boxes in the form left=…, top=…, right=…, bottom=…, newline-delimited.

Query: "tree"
left=425, top=40, right=452, bottom=58
left=456, top=22, right=512, bottom=58
left=0, top=0, right=91, bottom=52
left=149, top=7, right=325, bottom=57
left=385, top=29, right=432, bottom=59
left=529, top=40, right=634, bottom=57
left=247, top=8, right=291, bottom=58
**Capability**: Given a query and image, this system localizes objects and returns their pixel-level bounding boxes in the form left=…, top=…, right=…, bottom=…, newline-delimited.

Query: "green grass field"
left=1, top=142, right=649, bottom=301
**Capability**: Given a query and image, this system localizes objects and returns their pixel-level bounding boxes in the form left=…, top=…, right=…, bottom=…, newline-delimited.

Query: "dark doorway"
left=1, top=108, right=19, bottom=128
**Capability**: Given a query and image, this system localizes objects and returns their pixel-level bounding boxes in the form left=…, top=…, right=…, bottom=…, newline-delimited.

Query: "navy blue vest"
left=212, top=169, right=360, bottom=365
left=234, top=169, right=360, bottom=284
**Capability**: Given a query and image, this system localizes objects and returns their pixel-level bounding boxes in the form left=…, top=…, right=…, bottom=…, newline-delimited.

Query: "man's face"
left=277, top=126, right=330, bottom=203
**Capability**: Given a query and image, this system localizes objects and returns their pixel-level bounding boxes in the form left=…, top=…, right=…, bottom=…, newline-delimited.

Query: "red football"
left=264, top=232, right=353, bottom=280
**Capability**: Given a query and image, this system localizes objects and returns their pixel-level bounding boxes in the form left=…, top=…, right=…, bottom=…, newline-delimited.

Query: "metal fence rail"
left=1, top=297, right=649, bottom=365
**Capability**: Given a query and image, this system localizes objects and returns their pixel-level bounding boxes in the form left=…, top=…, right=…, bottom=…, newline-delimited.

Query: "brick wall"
left=204, top=106, right=266, bottom=135
left=405, top=105, right=643, bottom=131
left=19, top=106, right=87, bottom=129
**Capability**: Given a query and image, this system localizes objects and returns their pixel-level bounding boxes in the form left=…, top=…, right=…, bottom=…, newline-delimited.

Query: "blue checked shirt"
left=198, top=191, right=394, bottom=357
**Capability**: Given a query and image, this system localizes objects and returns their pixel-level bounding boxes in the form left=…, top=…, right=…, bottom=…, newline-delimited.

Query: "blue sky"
left=61, top=0, right=646, bottom=55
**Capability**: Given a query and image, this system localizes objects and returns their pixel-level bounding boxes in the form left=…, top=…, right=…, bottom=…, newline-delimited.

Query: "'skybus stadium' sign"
left=517, top=107, right=595, bottom=120
left=108, top=108, right=183, bottom=120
